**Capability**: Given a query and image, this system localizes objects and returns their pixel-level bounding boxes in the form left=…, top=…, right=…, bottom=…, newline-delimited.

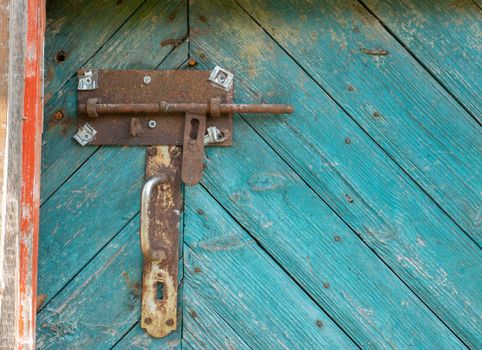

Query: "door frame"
left=0, top=0, right=45, bottom=348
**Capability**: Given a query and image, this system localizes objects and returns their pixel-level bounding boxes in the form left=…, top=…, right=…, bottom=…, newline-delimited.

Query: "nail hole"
left=54, top=50, right=67, bottom=63
left=190, top=118, right=200, bottom=140
left=155, top=282, right=164, bottom=301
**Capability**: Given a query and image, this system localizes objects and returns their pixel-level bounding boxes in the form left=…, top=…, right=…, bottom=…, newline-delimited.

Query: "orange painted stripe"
left=18, top=0, right=45, bottom=348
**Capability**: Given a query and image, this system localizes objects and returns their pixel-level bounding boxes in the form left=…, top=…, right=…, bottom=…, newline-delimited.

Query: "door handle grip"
left=140, top=175, right=168, bottom=260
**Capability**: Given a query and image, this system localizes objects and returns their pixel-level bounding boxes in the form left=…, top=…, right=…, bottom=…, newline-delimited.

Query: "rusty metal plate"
left=141, top=145, right=182, bottom=338
left=77, top=70, right=233, bottom=146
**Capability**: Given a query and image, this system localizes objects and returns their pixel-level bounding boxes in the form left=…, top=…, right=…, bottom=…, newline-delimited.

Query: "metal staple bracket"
left=75, top=67, right=293, bottom=338
left=77, top=69, right=98, bottom=91
left=73, top=122, right=97, bottom=146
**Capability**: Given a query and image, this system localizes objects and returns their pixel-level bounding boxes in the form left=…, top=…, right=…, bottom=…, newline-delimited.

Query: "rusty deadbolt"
left=75, top=67, right=293, bottom=338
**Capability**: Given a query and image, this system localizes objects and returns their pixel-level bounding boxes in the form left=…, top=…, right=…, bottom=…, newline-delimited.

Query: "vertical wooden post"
left=18, top=0, right=46, bottom=348
left=0, top=0, right=45, bottom=348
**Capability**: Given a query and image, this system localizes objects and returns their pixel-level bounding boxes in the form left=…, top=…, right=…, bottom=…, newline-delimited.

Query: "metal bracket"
left=75, top=67, right=293, bottom=338
left=77, top=69, right=98, bottom=91
left=73, top=123, right=97, bottom=146
left=208, top=66, right=234, bottom=90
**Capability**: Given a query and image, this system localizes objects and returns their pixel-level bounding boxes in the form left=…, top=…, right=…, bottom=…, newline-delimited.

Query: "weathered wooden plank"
left=362, top=0, right=481, bottom=118
left=190, top=1, right=481, bottom=346
left=38, top=146, right=145, bottom=307
left=0, top=0, right=28, bottom=347
left=41, top=0, right=188, bottom=202
left=112, top=322, right=181, bottom=350
left=36, top=215, right=180, bottom=349
left=43, top=0, right=144, bottom=101
left=183, top=186, right=356, bottom=349
left=202, top=116, right=465, bottom=348
left=182, top=290, right=251, bottom=350
left=235, top=0, right=481, bottom=245
left=18, top=0, right=46, bottom=348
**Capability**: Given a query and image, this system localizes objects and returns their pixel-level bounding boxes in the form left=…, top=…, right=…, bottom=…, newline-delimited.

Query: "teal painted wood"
left=113, top=322, right=181, bottom=350
left=181, top=291, right=251, bottom=350
left=114, top=207, right=185, bottom=350
left=201, top=117, right=465, bottom=348
left=38, top=146, right=145, bottom=308
left=37, top=215, right=180, bottom=349
left=235, top=0, right=482, bottom=245
left=190, top=1, right=481, bottom=346
left=183, top=186, right=356, bottom=349
left=38, top=0, right=482, bottom=348
left=362, top=0, right=482, bottom=118
left=41, top=0, right=188, bottom=201
left=44, top=0, right=144, bottom=102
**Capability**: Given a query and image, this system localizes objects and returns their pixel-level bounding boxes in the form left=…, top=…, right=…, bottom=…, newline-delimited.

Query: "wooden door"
left=36, top=0, right=481, bottom=348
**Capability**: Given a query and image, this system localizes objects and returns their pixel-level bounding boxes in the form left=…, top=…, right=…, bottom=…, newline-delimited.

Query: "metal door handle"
left=140, top=175, right=168, bottom=261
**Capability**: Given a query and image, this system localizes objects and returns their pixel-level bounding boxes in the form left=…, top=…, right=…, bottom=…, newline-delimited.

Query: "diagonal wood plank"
left=361, top=0, right=481, bottom=119
left=183, top=186, right=356, bottom=349
left=36, top=215, right=180, bottom=349
left=44, top=0, right=146, bottom=102
left=41, top=0, right=187, bottom=202
left=201, top=116, right=465, bottom=348
left=38, top=146, right=145, bottom=308
left=189, top=1, right=481, bottom=345
left=235, top=0, right=481, bottom=245
left=181, top=292, right=251, bottom=350
left=112, top=320, right=182, bottom=350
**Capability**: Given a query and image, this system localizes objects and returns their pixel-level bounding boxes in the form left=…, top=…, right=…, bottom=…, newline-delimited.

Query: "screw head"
left=148, top=120, right=157, bottom=128
left=217, top=73, right=226, bottom=82
left=143, top=75, right=151, bottom=84
left=188, top=58, right=197, bottom=67
left=147, top=146, right=157, bottom=156
left=54, top=111, right=63, bottom=120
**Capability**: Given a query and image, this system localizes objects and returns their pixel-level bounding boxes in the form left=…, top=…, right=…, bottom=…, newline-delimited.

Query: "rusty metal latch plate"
left=74, top=67, right=293, bottom=339
left=77, top=70, right=233, bottom=146
left=140, top=146, right=182, bottom=338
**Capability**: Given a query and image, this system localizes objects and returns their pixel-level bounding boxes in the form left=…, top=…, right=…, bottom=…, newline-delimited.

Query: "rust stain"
left=360, top=48, right=389, bottom=56
left=36, top=294, right=47, bottom=312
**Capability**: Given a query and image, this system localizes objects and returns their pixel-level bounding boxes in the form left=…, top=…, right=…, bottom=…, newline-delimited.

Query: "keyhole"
left=189, top=118, right=200, bottom=140
left=156, top=282, right=164, bottom=301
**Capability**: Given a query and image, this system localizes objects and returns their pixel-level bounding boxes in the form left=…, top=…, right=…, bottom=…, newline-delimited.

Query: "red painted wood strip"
left=19, top=0, right=45, bottom=348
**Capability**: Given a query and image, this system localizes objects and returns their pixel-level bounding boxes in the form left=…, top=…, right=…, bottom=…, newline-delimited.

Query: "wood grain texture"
left=236, top=0, right=482, bottom=245
left=183, top=186, right=357, bottom=349
left=203, top=116, right=465, bottom=348
left=190, top=0, right=481, bottom=346
left=36, top=215, right=180, bottom=349
left=182, top=290, right=251, bottom=350
left=18, top=1, right=46, bottom=348
left=361, top=0, right=482, bottom=118
left=38, top=0, right=482, bottom=348
left=37, top=2, right=187, bottom=347
left=41, top=0, right=188, bottom=201
left=38, top=146, right=145, bottom=307
left=0, top=0, right=27, bottom=347
left=43, top=0, right=144, bottom=102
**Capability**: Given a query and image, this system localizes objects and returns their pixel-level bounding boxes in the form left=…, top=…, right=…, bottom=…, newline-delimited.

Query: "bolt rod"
left=79, top=101, right=293, bottom=116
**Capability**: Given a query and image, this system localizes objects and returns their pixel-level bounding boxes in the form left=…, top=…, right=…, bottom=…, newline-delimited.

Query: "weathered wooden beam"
left=0, top=0, right=45, bottom=348
left=18, top=0, right=45, bottom=348
left=0, top=0, right=28, bottom=347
